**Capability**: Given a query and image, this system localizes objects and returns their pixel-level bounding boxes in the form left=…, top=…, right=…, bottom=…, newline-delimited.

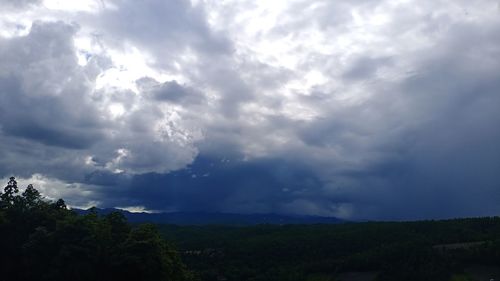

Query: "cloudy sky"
left=0, top=0, right=499, bottom=220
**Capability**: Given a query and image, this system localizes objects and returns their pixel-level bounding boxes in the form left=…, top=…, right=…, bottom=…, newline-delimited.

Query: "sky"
left=0, top=0, right=499, bottom=220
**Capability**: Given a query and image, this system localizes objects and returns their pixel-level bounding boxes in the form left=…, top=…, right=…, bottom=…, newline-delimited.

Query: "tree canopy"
left=0, top=177, right=192, bottom=281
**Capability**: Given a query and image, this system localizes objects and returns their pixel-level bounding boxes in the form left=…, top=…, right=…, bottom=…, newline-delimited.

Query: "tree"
left=52, top=198, right=67, bottom=210
left=0, top=177, right=192, bottom=281
left=117, top=223, right=190, bottom=281
left=1, top=176, right=19, bottom=206
left=22, top=184, right=42, bottom=208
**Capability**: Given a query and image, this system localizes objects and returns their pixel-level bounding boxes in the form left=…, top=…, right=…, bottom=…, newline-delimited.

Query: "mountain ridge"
left=73, top=208, right=345, bottom=225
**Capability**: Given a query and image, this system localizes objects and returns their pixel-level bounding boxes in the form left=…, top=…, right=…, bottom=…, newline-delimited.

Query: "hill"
left=73, top=208, right=345, bottom=225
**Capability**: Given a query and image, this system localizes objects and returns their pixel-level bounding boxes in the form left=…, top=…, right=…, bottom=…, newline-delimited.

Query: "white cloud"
left=42, top=0, right=103, bottom=12
left=0, top=174, right=100, bottom=208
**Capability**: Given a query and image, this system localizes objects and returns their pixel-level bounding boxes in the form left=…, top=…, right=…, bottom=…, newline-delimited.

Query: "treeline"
left=5, top=175, right=500, bottom=281
left=159, top=218, right=500, bottom=280
left=0, top=177, right=192, bottom=281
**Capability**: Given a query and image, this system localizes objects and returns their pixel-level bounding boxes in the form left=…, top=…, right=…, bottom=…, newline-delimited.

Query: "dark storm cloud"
left=1, top=0, right=499, bottom=220
left=98, top=30, right=500, bottom=218
left=167, top=3, right=500, bottom=220
left=0, top=20, right=199, bottom=182
left=136, top=77, right=205, bottom=105
left=83, top=155, right=330, bottom=215
left=0, top=21, right=104, bottom=150
left=295, top=18, right=500, bottom=219
left=0, top=79, right=103, bottom=150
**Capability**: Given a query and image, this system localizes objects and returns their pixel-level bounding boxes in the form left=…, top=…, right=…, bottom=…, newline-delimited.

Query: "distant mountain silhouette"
left=73, top=208, right=345, bottom=225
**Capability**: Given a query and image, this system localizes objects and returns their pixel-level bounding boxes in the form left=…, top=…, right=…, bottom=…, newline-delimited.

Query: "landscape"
left=1, top=0, right=500, bottom=280
left=3, top=178, right=500, bottom=280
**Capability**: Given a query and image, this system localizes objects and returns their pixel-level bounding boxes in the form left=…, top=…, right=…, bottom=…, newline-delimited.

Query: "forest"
left=160, top=219, right=500, bottom=281
left=0, top=177, right=192, bottom=281
left=3, top=177, right=500, bottom=281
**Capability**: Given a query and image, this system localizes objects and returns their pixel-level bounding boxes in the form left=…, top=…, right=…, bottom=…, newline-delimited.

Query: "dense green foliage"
left=159, top=218, right=500, bottom=281
left=4, top=176, right=500, bottom=281
left=0, top=177, right=191, bottom=281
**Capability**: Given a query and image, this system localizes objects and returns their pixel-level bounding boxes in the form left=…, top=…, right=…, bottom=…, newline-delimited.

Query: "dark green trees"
left=0, top=176, right=19, bottom=206
left=0, top=177, right=191, bottom=281
left=22, top=184, right=41, bottom=208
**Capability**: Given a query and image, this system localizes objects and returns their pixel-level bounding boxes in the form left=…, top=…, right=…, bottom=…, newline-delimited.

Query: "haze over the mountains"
left=75, top=207, right=345, bottom=225
left=0, top=0, right=499, bottom=220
